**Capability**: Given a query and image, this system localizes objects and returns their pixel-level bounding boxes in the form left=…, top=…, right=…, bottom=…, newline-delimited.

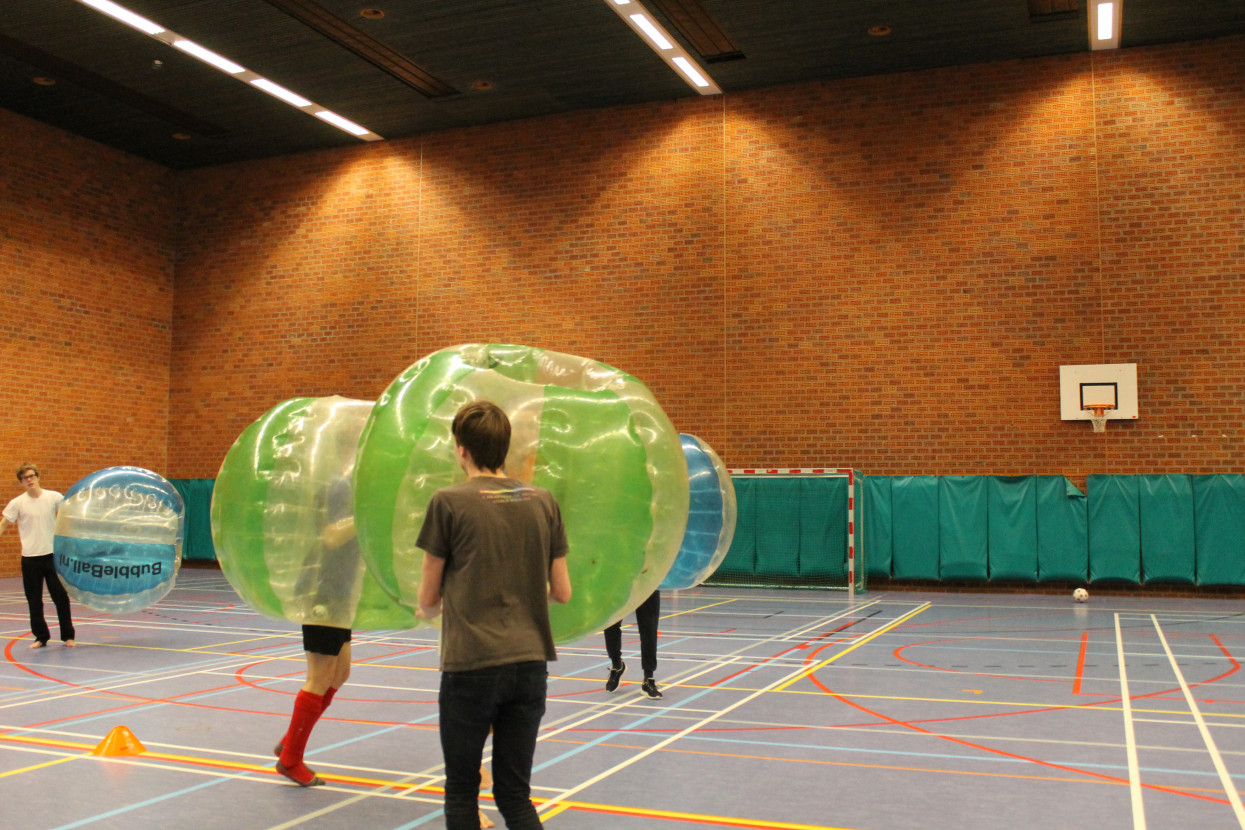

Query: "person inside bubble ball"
left=603, top=589, right=662, bottom=699
left=416, top=400, right=572, bottom=830
left=273, top=450, right=359, bottom=787
left=1, top=463, right=75, bottom=649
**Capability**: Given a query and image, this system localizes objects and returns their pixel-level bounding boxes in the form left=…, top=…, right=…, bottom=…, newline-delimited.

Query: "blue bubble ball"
left=54, top=466, right=185, bottom=614
left=659, top=435, right=737, bottom=590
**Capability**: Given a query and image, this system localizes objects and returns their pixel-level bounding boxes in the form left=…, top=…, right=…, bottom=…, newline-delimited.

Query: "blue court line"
left=51, top=773, right=230, bottom=830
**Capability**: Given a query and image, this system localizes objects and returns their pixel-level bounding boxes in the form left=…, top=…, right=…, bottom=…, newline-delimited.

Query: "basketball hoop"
left=1084, top=404, right=1113, bottom=433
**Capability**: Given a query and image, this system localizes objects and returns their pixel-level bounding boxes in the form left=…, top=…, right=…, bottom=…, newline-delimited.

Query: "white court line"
left=1115, top=613, right=1147, bottom=830
left=1152, top=614, right=1245, bottom=827
left=536, top=601, right=929, bottom=814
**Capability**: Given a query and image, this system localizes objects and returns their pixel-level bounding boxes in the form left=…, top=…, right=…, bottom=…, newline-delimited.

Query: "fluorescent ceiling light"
left=251, top=79, right=312, bottom=107
left=672, top=57, right=711, bottom=88
left=630, top=14, right=674, bottom=50
left=173, top=40, right=245, bottom=74
left=77, top=0, right=164, bottom=35
left=1097, top=4, right=1113, bottom=40
left=604, top=0, right=721, bottom=95
left=70, top=0, right=381, bottom=141
left=315, top=111, right=369, bottom=136
left=1089, top=0, right=1121, bottom=51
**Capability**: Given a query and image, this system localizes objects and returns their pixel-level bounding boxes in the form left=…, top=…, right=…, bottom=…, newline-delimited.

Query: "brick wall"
left=0, top=109, right=174, bottom=576
left=171, top=35, right=1244, bottom=485
left=1, top=36, right=1242, bottom=582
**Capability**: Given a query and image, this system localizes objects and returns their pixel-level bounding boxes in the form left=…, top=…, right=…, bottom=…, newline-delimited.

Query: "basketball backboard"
left=1059, top=363, right=1138, bottom=421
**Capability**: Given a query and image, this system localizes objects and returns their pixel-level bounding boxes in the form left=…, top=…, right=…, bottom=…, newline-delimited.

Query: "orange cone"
left=92, top=725, right=146, bottom=756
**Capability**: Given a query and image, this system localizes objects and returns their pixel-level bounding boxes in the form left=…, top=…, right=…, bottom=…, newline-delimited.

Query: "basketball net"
left=1086, top=405, right=1111, bottom=433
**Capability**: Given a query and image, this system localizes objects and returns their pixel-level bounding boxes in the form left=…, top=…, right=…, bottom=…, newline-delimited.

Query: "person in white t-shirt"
left=1, top=463, right=76, bottom=648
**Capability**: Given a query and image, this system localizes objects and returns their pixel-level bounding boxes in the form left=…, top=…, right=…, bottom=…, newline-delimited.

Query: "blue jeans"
left=439, top=661, right=548, bottom=829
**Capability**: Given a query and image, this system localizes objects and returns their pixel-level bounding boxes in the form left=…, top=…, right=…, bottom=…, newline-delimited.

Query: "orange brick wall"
left=2, top=36, right=1242, bottom=578
left=0, top=109, right=174, bottom=576
left=171, top=36, right=1244, bottom=484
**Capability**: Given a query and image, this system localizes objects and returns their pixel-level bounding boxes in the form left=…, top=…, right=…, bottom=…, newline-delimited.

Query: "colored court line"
left=1074, top=630, right=1089, bottom=695
left=534, top=606, right=925, bottom=820
left=774, top=602, right=930, bottom=691
left=1151, top=614, right=1245, bottom=826
left=1115, top=612, right=1146, bottom=829
left=806, top=632, right=1238, bottom=808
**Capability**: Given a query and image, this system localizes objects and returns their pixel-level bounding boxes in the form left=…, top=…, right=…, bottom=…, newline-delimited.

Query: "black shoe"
left=605, top=661, right=625, bottom=693
left=641, top=678, right=663, bottom=700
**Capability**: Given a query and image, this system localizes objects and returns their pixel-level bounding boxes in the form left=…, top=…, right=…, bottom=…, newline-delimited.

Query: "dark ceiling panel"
left=0, top=0, right=1241, bottom=169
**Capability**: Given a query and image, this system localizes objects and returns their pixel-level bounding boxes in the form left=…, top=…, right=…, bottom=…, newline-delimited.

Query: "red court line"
left=1074, top=631, right=1088, bottom=695
left=801, top=637, right=1239, bottom=806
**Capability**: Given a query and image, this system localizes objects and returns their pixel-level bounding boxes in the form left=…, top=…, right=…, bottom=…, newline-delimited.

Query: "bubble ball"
left=211, top=396, right=416, bottom=630
left=354, top=343, right=689, bottom=644
left=659, top=434, right=737, bottom=590
left=53, top=466, right=185, bottom=614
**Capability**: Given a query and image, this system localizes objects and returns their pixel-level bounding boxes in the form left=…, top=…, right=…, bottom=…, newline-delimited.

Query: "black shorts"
left=301, top=624, right=352, bottom=656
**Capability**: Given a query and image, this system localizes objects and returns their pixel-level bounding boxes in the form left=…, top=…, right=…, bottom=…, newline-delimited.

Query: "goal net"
left=705, top=468, right=865, bottom=594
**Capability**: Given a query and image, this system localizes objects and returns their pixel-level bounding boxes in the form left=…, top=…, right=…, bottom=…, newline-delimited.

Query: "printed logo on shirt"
left=480, top=486, right=537, bottom=505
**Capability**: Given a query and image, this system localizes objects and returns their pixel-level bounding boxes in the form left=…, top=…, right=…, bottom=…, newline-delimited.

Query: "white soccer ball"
left=1073, top=588, right=1089, bottom=603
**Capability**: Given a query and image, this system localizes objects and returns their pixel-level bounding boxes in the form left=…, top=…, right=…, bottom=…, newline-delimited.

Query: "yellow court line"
left=548, top=798, right=859, bottom=829
left=774, top=602, right=930, bottom=692
left=0, top=753, right=79, bottom=779
left=658, top=597, right=748, bottom=620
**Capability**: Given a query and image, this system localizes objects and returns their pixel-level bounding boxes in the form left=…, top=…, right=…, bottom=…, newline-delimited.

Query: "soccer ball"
left=1073, top=588, right=1089, bottom=603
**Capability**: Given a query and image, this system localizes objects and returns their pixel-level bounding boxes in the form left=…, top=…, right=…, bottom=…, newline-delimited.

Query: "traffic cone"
left=93, top=725, right=146, bottom=756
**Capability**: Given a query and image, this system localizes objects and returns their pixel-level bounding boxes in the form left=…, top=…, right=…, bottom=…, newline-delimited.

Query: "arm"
left=548, top=556, right=571, bottom=604
left=323, top=516, right=356, bottom=550
left=417, top=552, right=446, bottom=619
left=0, top=517, right=9, bottom=537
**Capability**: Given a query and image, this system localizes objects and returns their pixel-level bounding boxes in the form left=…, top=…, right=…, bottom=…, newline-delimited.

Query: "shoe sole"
left=275, top=760, right=324, bottom=787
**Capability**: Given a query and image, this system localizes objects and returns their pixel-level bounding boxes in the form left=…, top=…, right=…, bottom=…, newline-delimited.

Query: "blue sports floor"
left=3, top=568, right=1245, bottom=829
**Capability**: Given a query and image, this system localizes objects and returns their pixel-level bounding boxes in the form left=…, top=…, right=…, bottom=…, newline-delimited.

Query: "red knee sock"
left=321, top=686, right=337, bottom=713
left=279, top=690, right=324, bottom=772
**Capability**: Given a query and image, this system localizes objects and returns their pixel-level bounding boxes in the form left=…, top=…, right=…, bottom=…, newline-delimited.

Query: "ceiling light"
left=630, top=14, right=674, bottom=50
left=603, top=0, right=721, bottom=95
left=69, top=0, right=382, bottom=141
left=1089, top=0, right=1121, bottom=50
left=173, top=40, right=245, bottom=74
left=77, top=0, right=164, bottom=35
left=251, top=78, right=312, bottom=107
left=315, top=111, right=369, bottom=136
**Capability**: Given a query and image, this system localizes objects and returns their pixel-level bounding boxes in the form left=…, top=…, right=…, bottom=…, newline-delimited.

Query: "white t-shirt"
left=3, top=490, right=64, bottom=557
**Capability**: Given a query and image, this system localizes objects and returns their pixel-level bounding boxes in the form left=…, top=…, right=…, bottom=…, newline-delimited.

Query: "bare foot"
left=63, top=640, right=76, bottom=648
left=479, top=764, right=492, bottom=789
left=29, top=641, right=46, bottom=649
left=478, top=809, right=494, bottom=828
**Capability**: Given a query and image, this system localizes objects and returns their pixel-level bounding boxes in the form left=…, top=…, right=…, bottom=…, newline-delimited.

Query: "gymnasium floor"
left=3, top=569, right=1245, bottom=830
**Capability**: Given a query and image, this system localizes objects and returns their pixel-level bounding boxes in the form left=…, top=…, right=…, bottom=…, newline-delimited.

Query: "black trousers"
left=604, top=590, right=660, bottom=677
left=22, top=553, right=75, bottom=643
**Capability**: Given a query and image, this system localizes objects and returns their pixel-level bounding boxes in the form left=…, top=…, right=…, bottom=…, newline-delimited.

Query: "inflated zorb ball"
left=53, top=467, right=185, bottom=614
left=211, top=396, right=417, bottom=631
left=660, top=434, right=737, bottom=590
left=355, top=343, right=689, bottom=644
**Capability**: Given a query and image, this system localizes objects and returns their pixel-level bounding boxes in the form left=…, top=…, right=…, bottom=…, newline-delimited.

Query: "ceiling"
left=2, top=0, right=1243, bottom=170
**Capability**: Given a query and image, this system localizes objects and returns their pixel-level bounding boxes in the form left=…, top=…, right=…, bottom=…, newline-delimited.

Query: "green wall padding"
left=939, top=476, right=987, bottom=580
left=170, top=478, right=217, bottom=561
left=719, top=477, right=758, bottom=574
left=755, top=478, right=802, bottom=577
left=1138, top=475, right=1195, bottom=584
left=891, top=476, right=940, bottom=580
left=798, top=477, right=847, bottom=578
left=1089, top=475, right=1141, bottom=584
left=1193, top=475, right=1245, bottom=586
left=1036, top=476, right=1087, bottom=581
left=862, top=475, right=893, bottom=579
left=988, top=476, right=1038, bottom=580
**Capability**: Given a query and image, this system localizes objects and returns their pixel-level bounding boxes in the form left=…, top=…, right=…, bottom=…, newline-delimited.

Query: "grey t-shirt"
left=416, top=476, right=569, bottom=672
